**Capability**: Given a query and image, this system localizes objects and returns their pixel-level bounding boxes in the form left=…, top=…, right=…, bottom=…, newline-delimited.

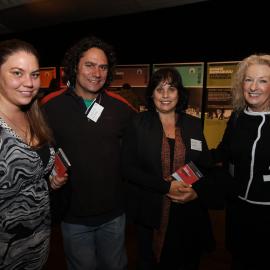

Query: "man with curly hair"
left=43, top=36, right=135, bottom=270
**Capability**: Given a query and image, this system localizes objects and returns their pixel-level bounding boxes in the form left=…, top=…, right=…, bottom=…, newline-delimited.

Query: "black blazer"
left=122, top=111, right=217, bottom=228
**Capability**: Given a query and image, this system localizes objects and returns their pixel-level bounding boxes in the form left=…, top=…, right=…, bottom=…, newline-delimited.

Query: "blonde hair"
left=232, top=54, right=270, bottom=111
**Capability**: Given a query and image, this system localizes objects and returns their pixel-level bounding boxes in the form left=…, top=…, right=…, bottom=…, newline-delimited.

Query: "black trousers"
left=136, top=204, right=202, bottom=270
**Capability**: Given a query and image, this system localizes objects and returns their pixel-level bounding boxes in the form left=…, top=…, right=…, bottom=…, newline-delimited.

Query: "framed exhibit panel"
left=39, top=67, right=56, bottom=88
left=110, top=64, right=150, bottom=88
left=204, top=61, right=239, bottom=148
left=206, top=61, right=239, bottom=116
left=207, top=62, right=239, bottom=88
left=110, top=64, right=150, bottom=111
left=153, top=62, right=205, bottom=118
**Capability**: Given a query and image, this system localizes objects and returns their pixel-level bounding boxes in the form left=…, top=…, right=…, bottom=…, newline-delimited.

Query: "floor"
left=44, top=210, right=231, bottom=270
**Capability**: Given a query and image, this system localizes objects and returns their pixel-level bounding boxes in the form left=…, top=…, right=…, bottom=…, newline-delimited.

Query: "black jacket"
left=212, top=110, right=270, bottom=251
left=43, top=88, right=134, bottom=222
left=122, top=111, right=220, bottom=226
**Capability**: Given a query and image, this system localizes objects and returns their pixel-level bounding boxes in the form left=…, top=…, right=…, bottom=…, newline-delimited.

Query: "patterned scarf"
left=153, top=126, right=186, bottom=263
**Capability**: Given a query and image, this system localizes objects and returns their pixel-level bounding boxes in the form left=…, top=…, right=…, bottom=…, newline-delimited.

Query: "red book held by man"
left=52, top=148, right=71, bottom=177
left=171, top=161, right=203, bottom=185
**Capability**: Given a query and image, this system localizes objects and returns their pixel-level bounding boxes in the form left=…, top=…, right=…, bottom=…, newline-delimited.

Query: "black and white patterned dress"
left=0, top=118, right=55, bottom=270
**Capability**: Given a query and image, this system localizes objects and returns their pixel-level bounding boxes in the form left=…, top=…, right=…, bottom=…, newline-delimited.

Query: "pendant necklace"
left=0, top=108, right=30, bottom=143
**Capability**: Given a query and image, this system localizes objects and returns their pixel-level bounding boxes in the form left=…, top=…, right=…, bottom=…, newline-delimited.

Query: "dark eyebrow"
left=85, top=61, right=96, bottom=65
left=10, top=67, right=40, bottom=73
left=84, top=61, right=108, bottom=68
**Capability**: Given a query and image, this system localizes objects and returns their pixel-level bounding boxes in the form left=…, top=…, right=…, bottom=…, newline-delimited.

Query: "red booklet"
left=171, top=161, right=203, bottom=185
left=52, top=148, right=71, bottom=177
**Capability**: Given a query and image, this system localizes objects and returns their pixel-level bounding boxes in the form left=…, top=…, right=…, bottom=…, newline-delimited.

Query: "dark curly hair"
left=62, top=36, right=116, bottom=89
left=146, top=67, right=189, bottom=112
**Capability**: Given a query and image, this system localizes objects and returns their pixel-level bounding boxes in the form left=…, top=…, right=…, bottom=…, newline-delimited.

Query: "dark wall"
left=2, top=0, right=269, bottom=67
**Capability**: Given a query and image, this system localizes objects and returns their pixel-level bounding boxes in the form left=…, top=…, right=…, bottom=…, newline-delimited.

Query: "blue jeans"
left=61, top=214, right=127, bottom=270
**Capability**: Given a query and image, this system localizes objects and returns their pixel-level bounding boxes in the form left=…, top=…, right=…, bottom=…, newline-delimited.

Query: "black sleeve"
left=192, top=165, right=234, bottom=210
left=193, top=112, right=239, bottom=209
left=121, top=116, right=170, bottom=195
left=192, top=122, right=234, bottom=210
left=210, top=112, right=237, bottom=163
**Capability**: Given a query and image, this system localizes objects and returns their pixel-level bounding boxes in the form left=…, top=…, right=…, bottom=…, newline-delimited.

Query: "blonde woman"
left=212, top=54, right=270, bottom=270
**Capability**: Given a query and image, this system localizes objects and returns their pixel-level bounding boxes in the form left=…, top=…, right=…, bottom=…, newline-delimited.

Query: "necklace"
left=0, top=108, right=30, bottom=143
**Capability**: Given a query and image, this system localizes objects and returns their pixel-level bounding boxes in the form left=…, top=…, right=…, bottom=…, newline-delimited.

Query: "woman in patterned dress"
left=0, top=39, right=67, bottom=269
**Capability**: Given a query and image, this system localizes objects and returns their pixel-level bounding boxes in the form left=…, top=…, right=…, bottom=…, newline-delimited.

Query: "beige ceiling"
left=0, top=0, right=207, bottom=34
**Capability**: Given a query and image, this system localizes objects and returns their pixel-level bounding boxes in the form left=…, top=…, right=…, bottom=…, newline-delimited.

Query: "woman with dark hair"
left=122, top=67, right=215, bottom=270
left=0, top=39, right=67, bottom=269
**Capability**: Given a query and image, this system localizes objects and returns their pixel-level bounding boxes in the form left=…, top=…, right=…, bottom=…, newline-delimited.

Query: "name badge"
left=87, top=103, right=104, bottom=122
left=263, top=175, right=270, bottom=182
left=190, top=139, right=202, bottom=151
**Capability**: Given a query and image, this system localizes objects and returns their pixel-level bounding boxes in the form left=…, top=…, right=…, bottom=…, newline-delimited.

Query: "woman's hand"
left=49, top=174, right=68, bottom=190
left=167, top=180, right=198, bottom=203
left=167, top=180, right=190, bottom=195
